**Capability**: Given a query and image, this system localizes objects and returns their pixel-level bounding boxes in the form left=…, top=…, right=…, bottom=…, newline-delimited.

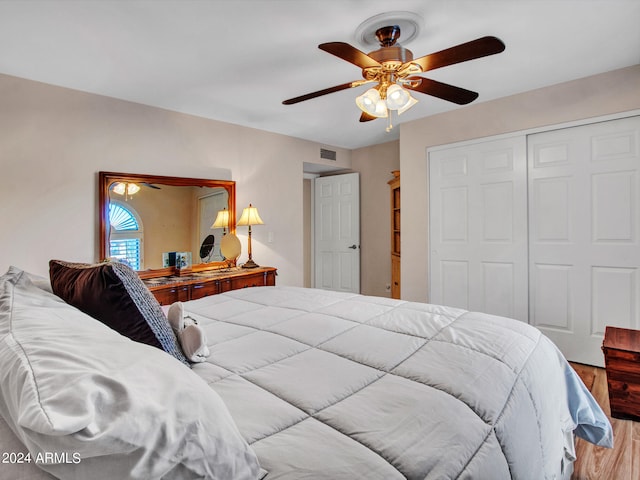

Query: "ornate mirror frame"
left=99, top=171, right=236, bottom=277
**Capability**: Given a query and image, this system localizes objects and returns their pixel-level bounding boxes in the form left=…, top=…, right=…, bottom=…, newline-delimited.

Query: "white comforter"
left=185, top=286, right=612, bottom=480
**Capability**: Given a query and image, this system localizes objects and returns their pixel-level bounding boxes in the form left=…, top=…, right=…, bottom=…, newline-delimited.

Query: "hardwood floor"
left=570, top=362, right=640, bottom=480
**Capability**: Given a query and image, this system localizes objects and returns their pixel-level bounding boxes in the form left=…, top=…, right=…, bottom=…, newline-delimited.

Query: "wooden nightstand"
left=602, top=326, right=640, bottom=420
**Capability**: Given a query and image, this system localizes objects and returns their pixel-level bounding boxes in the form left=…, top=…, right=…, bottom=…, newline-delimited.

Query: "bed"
left=0, top=265, right=612, bottom=480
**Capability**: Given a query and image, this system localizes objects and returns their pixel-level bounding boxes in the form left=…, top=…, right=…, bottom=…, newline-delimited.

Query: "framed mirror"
left=99, top=172, right=236, bottom=276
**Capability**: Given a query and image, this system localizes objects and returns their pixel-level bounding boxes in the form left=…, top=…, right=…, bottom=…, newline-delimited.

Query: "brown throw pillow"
left=49, top=260, right=188, bottom=365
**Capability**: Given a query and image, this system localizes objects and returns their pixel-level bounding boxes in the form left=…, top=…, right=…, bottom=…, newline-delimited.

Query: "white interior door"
left=429, top=136, right=529, bottom=321
left=198, top=192, right=227, bottom=262
left=529, top=116, right=640, bottom=366
left=314, top=173, right=360, bottom=293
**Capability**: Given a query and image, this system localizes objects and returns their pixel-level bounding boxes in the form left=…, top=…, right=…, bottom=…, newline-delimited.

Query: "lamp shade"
left=385, top=84, right=411, bottom=110
left=237, top=204, right=264, bottom=226
left=211, top=208, right=230, bottom=229
left=397, top=94, right=418, bottom=115
left=112, top=182, right=140, bottom=196
left=355, top=88, right=388, bottom=118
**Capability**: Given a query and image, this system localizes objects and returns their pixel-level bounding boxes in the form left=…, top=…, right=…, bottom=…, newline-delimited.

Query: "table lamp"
left=236, top=203, right=264, bottom=268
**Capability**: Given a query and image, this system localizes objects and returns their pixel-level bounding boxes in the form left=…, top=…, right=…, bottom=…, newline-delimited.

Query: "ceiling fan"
left=110, top=181, right=160, bottom=197
left=283, top=25, right=505, bottom=126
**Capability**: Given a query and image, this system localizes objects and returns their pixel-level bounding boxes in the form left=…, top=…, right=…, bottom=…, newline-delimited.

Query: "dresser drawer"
left=607, top=378, right=640, bottom=420
left=604, top=347, right=640, bottom=363
left=604, top=353, right=640, bottom=378
left=218, top=278, right=233, bottom=293
left=231, top=272, right=266, bottom=290
left=153, top=285, right=190, bottom=305
left=190, top=281, right=219, bottom=300
left=605, top=365, right=640, bottom=384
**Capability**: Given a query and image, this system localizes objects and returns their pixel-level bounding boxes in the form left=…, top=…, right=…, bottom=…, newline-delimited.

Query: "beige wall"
left=400, top=64, right=640, bottom=302
left=352, top=141, right=400, bottom=297
left=0, top=73, right=352, bottom=285
left=3, top=65, right=637, bottom=296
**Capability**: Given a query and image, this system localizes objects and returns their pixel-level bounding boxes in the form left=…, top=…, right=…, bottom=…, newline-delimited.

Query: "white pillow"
left=0, top=267, right=263, bottom=480
left=26, top=271, right=53, bottom=293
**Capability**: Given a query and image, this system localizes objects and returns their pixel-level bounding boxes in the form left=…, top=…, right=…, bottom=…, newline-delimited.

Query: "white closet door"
left=529, top=116, right=640, bottom=367
left=429, top=136, right=529, bottom=321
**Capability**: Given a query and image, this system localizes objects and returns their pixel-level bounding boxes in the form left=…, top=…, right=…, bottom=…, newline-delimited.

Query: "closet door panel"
left=429, top=136, right=528, bottom=321
left=531, top=264, right=571, bottom=330
left=529, top=116, right=640, bottom=367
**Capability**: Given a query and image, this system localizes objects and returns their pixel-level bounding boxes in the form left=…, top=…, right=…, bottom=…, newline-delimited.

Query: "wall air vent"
left=320, top=148, right=337, bottom=161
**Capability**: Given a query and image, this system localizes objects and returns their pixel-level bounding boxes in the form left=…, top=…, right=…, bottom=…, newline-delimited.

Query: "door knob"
left=348, top=244, right=358, bottom=249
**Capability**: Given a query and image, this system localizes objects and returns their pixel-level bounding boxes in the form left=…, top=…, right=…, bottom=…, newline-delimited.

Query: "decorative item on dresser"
left=236, top=203, right=264, bottom=268
left=211, top=207, right=230, bottom=233
left=602, top=326, right=640, bottom=420
left=388, top=170, right=400, bottom=299
left=143, top=266, right=277, bottom=305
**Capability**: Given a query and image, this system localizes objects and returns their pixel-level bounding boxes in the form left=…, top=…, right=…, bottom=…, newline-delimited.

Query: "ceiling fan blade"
left=319, top=42, right=382, bottom=69
left=282, top=82, right=356, bottom=105
left=283, top=80, right=372, bottom=105
left=407, top=36, right=505, bottom=73
left=359, top=112, right=377, bottom=122
left=406, top=77, right=479, bottom=105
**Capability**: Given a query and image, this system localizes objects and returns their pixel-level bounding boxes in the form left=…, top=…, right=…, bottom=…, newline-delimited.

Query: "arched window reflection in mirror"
left=109, top=201, right=143, bottom=270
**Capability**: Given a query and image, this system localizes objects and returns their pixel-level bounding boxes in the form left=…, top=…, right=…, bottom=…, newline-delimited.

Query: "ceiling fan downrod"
left=375, top=25, right=401, bottom=47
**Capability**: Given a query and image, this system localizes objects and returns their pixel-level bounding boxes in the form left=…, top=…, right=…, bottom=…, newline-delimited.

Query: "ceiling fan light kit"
left=283, top=11, right=505, bottom=131
left=355, top=88, right=387, bottom=118
left=112, top=182, right=141, bottom=196
left=386, top=84, right=411, bottom=110
left=355, top=83, right=418, bottom=131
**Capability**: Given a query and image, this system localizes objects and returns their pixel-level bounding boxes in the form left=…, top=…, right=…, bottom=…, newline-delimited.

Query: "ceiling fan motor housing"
left=368, top=45, right=413, bottom=64
left=364, top=37, right=416, bottom=86
left=368, top=25, right=414, bottom=65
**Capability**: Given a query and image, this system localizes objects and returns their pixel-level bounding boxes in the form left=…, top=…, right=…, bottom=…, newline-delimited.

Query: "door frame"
left=304, top=172, right=319, bottom=288
left=312, top=172, right=361, bottom=293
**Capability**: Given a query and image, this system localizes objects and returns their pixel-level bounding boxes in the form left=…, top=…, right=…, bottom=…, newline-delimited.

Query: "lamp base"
left=242, top=259, right=260, bottom=269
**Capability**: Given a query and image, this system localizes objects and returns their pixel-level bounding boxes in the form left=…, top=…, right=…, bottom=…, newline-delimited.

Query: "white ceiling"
left=0, top=1, right=638, bottom=150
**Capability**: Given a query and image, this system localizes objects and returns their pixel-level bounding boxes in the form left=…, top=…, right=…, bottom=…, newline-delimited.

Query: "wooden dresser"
left=142, top=266, right=277, bottom=305
left=602, top=326, right=640, bottom=420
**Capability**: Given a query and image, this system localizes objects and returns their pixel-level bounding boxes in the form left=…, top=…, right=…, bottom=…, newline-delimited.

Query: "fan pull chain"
left=386, top=111, right=394, bottom=132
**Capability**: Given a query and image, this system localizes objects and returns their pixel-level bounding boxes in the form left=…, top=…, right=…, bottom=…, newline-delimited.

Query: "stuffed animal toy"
left=167, top=302, right=210, bottom=363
